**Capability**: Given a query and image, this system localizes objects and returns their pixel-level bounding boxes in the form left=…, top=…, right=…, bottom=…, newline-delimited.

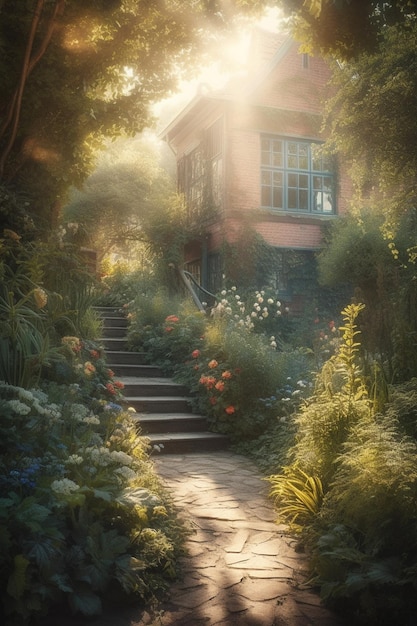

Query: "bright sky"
left=153, top=6, right=283, bottom=127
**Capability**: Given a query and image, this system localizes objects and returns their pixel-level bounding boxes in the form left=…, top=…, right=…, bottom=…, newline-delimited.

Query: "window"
left=178, top=118, right=224, bottom=217
left=261, top=137, right=334, bottom=214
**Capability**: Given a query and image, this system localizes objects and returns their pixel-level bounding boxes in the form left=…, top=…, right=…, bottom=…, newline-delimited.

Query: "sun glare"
left=153, top=6, right=283, bottom=124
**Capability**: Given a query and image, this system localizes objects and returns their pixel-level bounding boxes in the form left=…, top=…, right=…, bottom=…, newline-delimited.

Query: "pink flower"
left=222, top=370, right=232, bottom=379
left=208, top=359, right=218, bottom=369
left=225, top=405, right=235, bottom=415
left=192, top=349, right=201, bottom=358
left=165, top=326, right=173, bottom=332
left=165, top=315, right=179, bottom=323
left=215, top=381, right=225, bottom=392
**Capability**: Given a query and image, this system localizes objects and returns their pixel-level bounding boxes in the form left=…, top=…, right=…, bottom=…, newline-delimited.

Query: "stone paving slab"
left=146, top=451, right=346, bottom=626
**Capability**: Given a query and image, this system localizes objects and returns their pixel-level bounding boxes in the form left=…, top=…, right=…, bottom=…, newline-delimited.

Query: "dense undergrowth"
left=0, top=237, right=186, bottom=625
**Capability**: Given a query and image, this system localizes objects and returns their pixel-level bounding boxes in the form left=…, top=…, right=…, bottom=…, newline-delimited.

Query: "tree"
left=277, top=0, right=417, bottom=59
left=61, top=135, right=179, bottom=266
left=324, top=22, right=417, bottom=225
left=0, top=0, right=266, bottom=231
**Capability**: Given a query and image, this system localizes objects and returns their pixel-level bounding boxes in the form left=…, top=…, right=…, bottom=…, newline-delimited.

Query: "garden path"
left=135, top=451, right=346, bottom=626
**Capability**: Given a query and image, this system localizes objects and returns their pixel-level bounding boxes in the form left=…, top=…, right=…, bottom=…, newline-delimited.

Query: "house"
left=161, top=28, right=351, bottom=311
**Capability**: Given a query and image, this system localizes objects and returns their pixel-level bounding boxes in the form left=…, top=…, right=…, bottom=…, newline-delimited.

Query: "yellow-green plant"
left=267, top=465, right=324, bottom=533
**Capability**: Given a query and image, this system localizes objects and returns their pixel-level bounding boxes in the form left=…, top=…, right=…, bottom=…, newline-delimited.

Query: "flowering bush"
left=127, top=295, right=207, bottom=375
left=211, top=286, right=291, bottom=340
left=47, top=335, right=126, bottom=408
left=0, top=380, right=183, bottom=624
left=175, top=326, right=312, bottom=440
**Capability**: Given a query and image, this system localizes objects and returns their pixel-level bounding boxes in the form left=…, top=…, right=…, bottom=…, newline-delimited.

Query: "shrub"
left=0, top=379, right=184, bottom=625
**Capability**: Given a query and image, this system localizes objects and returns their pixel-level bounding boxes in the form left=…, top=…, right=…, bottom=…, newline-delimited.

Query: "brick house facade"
left=161, top=29, right=351, bottom=308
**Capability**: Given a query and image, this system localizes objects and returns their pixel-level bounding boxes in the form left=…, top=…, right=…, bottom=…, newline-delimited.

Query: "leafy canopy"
left=277, top=0, right=417, bottom=58
left=0, top=0, right=267, bottom=225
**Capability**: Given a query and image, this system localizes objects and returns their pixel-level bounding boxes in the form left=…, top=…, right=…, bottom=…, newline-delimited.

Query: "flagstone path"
left=137, top=451, right=346, bottom=626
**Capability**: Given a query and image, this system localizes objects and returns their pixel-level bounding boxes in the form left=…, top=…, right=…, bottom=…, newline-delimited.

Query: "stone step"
left=95, top=306, right=125, bottom=318
left=136, top=412, right=208, bottom=434
left=105, top=350, right=148, bottom=365
left=97, top=305, right=229, bottom=453
left=146, top=432, right=230, bottom=454
left=108, top=363, right=164, bottom=377
left=124, top=395, right=192, bottom=414
left=101, top=337, right=128, bottom=351
left=120, top=376, right=187, bottom=397
left=102, top=316, right=128, bottom=329
left=101, top=326, right=127, bottom=338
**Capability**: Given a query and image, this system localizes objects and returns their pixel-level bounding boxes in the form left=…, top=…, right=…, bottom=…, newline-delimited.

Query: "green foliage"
left=0, top=378, right=184, bottom=624
left=0, top=0, right=266, bottom=225
left=61, top=136, right=178, bottom=265
left=279, top=0, right=417, bottom=59
left=266, top=303, right=417, bottom=624
left=267, top=465, right=324, bottom=533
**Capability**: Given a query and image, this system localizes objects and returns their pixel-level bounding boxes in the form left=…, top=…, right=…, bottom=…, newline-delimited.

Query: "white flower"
left=262, top=311, right=269, bottom=318
left=231, top=286, right=237, bottom=291
left=8, top=400, right=31, bottom=415
left=51, top=478, right=80, bottom=495
left=221, top=290, right=227, bottom=296
left=251, top=311, right=257, bottom=318
left=270, top=341, right=277, bottom=348
left=66, top=454, right=83, bottom=465
left=276, top=301, right=281, bottom=307
left=257, top=296, right=264, bottom=303
left=82, top=415, right=100, bottom=425
left=225, top=307, right=232, bottom=314
left=110, top=450, right=133, bottom=466
left=17, top=389, right=35, bottom=402
left=270, top=336, right=275, bottom=341
left=115, top=466, right=137, bottom=481
left=267, top=298, right=274, bottom=304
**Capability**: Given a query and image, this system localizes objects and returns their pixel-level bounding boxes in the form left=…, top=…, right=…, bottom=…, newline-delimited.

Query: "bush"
left=266, top=303, right=417, bottom=625
left=0, top=378, right=184, bottom=625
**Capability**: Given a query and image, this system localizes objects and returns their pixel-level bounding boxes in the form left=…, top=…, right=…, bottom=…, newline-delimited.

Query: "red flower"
left=192, top=349, right=201, bottom=358
left=113, top=380, right=124, bottom=389
left=90, top=349, right=100, bottom=359
left=165, top=315, right=179, bottom=323
left=222, top=370, right=232, bottom=379
left=215, top=380, right=225, bottom=392
left=106, top=382, right=116, bottom=395
left=225, top=405, right=235, bottom=415
left=208, top=359, right=218, bottom=369
left=165, top=326, right=173, bottom=332
left=107, top=369, right=115, bottom=378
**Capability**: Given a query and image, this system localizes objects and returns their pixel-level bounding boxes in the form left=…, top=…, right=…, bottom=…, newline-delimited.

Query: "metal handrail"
left=179, top=269, right=217, bottom=314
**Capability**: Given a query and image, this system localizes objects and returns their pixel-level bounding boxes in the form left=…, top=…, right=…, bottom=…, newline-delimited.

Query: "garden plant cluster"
left=0, top=237, right=184, bottom=625
left=125, top=282, right=417, bottom=626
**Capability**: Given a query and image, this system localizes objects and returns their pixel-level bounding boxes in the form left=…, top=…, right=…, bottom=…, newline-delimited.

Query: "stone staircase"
left=96, top=306, right=229, bottom=454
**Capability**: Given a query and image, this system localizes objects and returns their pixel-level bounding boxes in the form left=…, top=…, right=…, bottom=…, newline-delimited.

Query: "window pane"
left=273, top=187, right=283, bottom=208
left=261, top=150, right=270, bottom=166
left=262, top=170, right=271, bottom=185
left=288, top=173, right=298, bottom=187
left=299, top=174, right=308, bottom=188
left=288, top=188, right=297, bottom=209
left=262, top=186, right=271, bottom=206
left=300, top=189, right=308, bottom=210
left=273, top=171, right=283, bottom=186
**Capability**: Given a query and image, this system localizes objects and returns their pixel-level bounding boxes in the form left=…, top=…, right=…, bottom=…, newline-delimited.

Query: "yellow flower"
left=33, top=287, right=48, bottom=309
